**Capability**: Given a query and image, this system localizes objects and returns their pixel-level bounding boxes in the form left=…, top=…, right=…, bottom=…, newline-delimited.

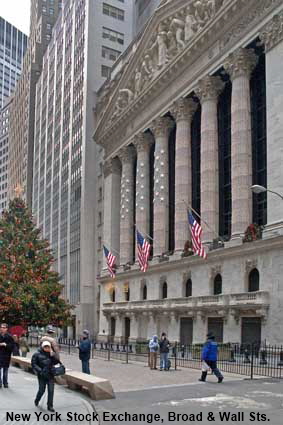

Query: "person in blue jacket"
left=199, top=332, right=223, bottom=383
left=78, top=330, right=91, bottom=374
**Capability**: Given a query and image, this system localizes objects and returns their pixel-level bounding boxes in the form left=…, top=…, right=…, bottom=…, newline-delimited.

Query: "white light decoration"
left=122, top=205, right=125, bottom=209
left=126, top=179, right=130, bottom=183
left=126, top=209, right=129, bottom=213
left=161, top=197, right=164, bottom=201
left=161, top=185, right=164, bottom=190
left=156, top=179, right=159, bottom=184
left=140, top=207, right=144, bottom=211
left=141, top=174, right=144, bottom=178
left=161, top=149, right=165, bottom=154
left=161, top=162, right=164, bottom=166
left=140, top=163, right=144, bottom=167
left=141, top=185, right=144, bottom=189
left=141, top=196, right=144, bottom=200
left=161, top=174, right=164, bottom=178
left=126, top=198, right=129, bottom=202
left=126, top=189, right=129, bottom=193
left=156, top=156, right=160, bottom=160
left=122, top=215, right=125, bottom=219
left=156, top=192, right=159, bottom=196
left=156, top=168, right=159, bottom=172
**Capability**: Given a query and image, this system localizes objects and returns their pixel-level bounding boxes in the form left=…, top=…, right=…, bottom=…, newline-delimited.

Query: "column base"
left=225, top=236, right=243, bottom=248
left=97, top=333, right=109, bottom=343
left=263, top=221, right=283, bottom=239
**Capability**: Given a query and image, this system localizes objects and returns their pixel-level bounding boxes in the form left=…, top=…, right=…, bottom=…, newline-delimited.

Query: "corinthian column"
left=196, top=76, right=224, bottom=243
left=171, top=98, right=197, bottom=251
left=133, top=132, right=154, bottom=239
left=118, top=146, right=136, bottom=264
left=150, top=117, right=174, bottom=256
left=103, top=158, right=121, bottom=267
left=224, top=48, right=257, bottom=239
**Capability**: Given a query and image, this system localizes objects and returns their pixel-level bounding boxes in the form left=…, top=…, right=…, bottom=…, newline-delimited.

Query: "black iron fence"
left=28, top=337, right=283, bottom=380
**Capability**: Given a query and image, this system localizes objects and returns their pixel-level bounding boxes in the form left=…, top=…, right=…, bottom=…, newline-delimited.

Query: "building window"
left=49, top=8, right=54, bottom=15
left=125, top=287, right=130, bottom=301
left=103, top=3, right=124, bottom=21
left=251, top=49, right=267, bottom=226
left=248, top=269, right=259, bottom=292
left=185, top=279, right=192, bottom=297
left=142, top=284, right=147, bottom=300
left=110, top=288, right=115, bottom=302
left=168, top=123, right=176, bottom=252
left=213, top=274, right=222, bottom=295
left=101, top=65, right=111, bottom=78
left=102, top=27, right=124, bottom=45
left=162, top=282, right=167, bottom=299
left=102, top=46, right=121, bottom=62
left=218, top=80, right=232, bottom=239
left=191, top=103, right=201, bottom=216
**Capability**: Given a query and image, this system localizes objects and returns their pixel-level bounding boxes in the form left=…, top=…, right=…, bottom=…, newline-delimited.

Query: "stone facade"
left=95, top=0, right=283, bottom=345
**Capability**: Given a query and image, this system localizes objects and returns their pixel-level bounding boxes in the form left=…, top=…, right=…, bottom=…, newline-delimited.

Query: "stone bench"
left=65, top=370, right=115, bottom=400
left=10, top=356, right=114, bottom=400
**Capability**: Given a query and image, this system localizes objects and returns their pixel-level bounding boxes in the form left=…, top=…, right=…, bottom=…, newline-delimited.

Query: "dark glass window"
left=168, top=124, right=176, bottom=251
left=133, top=157, right=137, bottom=262
left=218, top=80, right=232, bottom=239
left=191, top=104, right=201, bottom=216
left=111, top=288, right=116, bottom=302
left=142, top=284, right=147, bottom=300
left=213, top=274, right=222, bottom=295
left=248, top=269, right=259, bottom=292
left=251, top=52, right=267, bottom=226
left=149, top=141, right=154, bottom=256
left=185, top=279, right=192, bottom=297
left=162, top=282, right=167, bottom=299
left=125, top=287, right=130, bottom=301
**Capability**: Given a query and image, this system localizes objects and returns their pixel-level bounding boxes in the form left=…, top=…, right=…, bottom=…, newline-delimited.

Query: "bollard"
left=181, top=345, right=185, bottom=359
left=260, top=350, right=267, bottom=365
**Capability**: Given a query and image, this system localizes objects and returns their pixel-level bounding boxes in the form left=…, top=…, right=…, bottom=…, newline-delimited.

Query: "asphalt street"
left=95, top=378, right=283, bottom=425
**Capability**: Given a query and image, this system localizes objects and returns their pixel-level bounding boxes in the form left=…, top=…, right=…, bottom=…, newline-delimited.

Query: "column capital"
left=171, top=97, right=197, bottom=122
left=133, top=132, right=154, bottom=153
left=118, top=145, right=136, bottom=164
left=195, top=75, right=224, bottom=103
left=103, top=157, right=121, bottom=177
left=224, top=48, right=258, bottom=80
left=150, top=116, right=174, bottom=138
left=260, top=13, right=283, bottom=52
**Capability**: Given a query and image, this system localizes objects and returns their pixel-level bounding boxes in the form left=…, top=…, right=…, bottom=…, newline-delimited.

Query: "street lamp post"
left=251, top=185, right=283, bottom=201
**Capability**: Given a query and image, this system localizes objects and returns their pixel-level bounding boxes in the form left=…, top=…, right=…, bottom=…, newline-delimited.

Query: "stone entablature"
left=94, top=0, right=282, bottom=156
left=102, top=291, right=270, bottom=322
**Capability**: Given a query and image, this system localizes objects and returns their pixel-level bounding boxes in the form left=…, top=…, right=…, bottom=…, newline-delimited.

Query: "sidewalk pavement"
left=46, top=350, right=244, bottom=393
left=0, top=366, right=99, bottom=425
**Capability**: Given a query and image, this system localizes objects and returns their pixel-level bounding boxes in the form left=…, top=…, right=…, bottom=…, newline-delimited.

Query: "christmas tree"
left=0, top=198, right=73, bottom=326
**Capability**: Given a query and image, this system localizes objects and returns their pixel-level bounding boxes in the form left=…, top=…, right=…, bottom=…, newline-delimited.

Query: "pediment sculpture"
left=103, top=0, right=224, bottom=128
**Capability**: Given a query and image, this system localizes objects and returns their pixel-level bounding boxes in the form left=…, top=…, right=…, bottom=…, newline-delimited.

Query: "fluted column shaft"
left=118, top=146, right=136, bottom=264
left=134, top=133, right=153, bottom=240
left=224, top=48, right=257, bottom=238
left=151, top=117, right=174, bottom=255
left=196, top=76, right=224, bottom=243
left=103, top=158, right=121, bottom=267
left=171, top=98, right=197, bottom=251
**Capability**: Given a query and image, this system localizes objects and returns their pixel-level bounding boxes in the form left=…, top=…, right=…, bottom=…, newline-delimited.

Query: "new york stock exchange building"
left=94, top=0, right=283, bottom=346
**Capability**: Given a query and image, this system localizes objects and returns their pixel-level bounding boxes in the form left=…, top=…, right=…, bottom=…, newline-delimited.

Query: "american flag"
left=136, top=229, right=151, bottom=272
left=188, top=212, right=207, bottom=259
left=103, top=245, right=116, bottom=278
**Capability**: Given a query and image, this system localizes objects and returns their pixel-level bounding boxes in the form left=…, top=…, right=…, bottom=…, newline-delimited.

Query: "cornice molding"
left=260, top=11, right=283, bottom=52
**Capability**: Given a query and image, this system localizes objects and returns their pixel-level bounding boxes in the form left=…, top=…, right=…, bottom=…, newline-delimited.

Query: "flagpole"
left=103, top=241, right=120, bottom=257
left=182, top=200, right=225, bottom=244
left=134, top=223, right=154, bottom=242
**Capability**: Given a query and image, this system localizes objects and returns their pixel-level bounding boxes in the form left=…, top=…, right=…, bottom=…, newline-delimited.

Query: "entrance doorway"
left=207, top=318, right=223, bottom=343
left=110, top=317, right=116, bottom=342
left=124, top=317, right=130, bottom=342
left=180, top=318, right=193, bottom=345
left=241, top=317, right=261, bottom=346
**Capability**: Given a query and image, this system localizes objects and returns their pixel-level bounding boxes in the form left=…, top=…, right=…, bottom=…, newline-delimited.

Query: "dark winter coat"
left=31, top=348, right=59, bottom=380
left=12, top=342, right=20, bottom=356
left=201, top=340, right=218, bottom=361
left=0, top=333, right=14, bottom=368
left=79, top=339, right=91, bottom=361
left=159, top=338, right=170, bottom=353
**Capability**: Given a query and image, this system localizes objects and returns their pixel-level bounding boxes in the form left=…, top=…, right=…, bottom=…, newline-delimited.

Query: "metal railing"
left=29, top=337, right=283, bottom=379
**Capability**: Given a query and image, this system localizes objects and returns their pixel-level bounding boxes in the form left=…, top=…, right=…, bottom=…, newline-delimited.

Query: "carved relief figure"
left=185, top=5, right=197, bottom=41
left=141, top=52, right=154, bottom=82
left=150, top=23, right=168, bottom=69
left=169, top=16, right=185, bottom=51
left=134, top=68, right=142, bottom=96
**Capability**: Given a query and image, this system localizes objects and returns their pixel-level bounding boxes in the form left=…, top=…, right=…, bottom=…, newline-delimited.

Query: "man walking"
left=32, top=340, right=60, bottom=412
left=199, top=332, right=224, bottom=383
left=0, top=323, right=14, bottom=388
left=159, top=332, right=170, bottom=371
left=40, top=325, right=60, bottom=360
left=148, top=335, right=159, bottom=370
left=78, top=330, right=91, bottom=374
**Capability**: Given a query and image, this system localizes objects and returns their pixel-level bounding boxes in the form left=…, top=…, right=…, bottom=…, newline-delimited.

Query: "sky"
left=0, top=0, right=30, bottom=35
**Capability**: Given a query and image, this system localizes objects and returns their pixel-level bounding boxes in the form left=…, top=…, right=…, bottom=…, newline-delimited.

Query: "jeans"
left=160, top=352, right=169, bottom=370
left=205, top=360, right=223, bottom=379
left=81, top=359, right=90, bottom=374
left=0, top=367, right=8, bottom=385
left=35, top=377, right=55, bottom=408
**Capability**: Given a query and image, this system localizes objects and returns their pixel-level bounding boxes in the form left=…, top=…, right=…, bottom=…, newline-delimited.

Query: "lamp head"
left=251, top=185, right=267, bottom=194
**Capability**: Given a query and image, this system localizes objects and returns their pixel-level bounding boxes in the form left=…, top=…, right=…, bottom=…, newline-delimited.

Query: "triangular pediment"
left=94, top=0, right=225, bottom=142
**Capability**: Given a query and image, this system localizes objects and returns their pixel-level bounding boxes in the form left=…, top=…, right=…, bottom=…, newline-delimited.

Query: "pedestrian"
left=199, top=332, right=224, bottom=383
left=0, top=323, right=14, bottom=388
left=19, top=333, right=30, bottom=357
left=78, top=330, right=91, bottom=374
left=40, top=325, right=60, bottom=360
left=148, top=335, right=159, bottom=370
left=12, top=335, right=20, bottom=356
left=31, top=340, right=60, bottom=412
left=159, top=332, right=170, bottom=371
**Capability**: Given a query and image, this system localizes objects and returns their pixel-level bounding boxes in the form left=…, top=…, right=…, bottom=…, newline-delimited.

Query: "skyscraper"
left=0, top=17, right=28, bottom=108
left=32, top=0, right=134, bottom=337
left=8, top=0, right=62, bottom=207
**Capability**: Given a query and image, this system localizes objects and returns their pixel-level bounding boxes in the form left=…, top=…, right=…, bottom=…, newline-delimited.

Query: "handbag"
left=201, top=361, right=210, bottom=372
left=51, top=363, right=66, bottom=376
